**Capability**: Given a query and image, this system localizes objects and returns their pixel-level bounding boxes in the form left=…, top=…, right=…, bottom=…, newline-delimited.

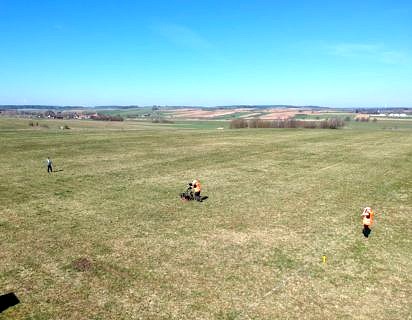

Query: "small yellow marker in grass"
left=322, top=255, right=327, bottom=264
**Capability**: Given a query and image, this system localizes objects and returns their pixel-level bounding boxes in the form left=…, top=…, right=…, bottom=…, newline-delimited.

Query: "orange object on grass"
left=192, top=179, right=201, bottom=193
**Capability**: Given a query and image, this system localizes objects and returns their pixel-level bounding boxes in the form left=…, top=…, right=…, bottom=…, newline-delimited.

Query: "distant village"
left=0, top=109, right=124, bottom=121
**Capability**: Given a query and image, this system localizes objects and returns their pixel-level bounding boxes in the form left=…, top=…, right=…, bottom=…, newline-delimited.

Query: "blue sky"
left=0, top=0, right=411, bottom=107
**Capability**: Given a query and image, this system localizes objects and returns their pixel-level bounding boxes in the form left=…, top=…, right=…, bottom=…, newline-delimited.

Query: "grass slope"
left=1, top=118, right=411, bottom=319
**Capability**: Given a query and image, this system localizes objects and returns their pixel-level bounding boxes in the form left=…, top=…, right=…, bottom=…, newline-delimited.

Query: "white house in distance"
left=373, top=113, right=408, bottom=118
left=388, top=113, right=408, bottom=118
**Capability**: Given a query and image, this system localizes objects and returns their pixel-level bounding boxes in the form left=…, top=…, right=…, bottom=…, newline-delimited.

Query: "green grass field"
left=1, top=118, right=411, bottom=319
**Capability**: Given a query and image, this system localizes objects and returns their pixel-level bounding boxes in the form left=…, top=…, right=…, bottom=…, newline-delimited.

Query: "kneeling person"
left=192, top=179, right=202, bottom=202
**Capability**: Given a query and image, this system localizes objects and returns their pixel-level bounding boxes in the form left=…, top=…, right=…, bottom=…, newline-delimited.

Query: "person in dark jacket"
left=46, top=157, right=53, bottom=173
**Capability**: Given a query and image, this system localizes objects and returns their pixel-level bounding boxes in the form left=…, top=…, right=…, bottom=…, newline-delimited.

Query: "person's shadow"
left=362, top=226, right=371, bottom=238
left=201, top=196, right=208, bottom=201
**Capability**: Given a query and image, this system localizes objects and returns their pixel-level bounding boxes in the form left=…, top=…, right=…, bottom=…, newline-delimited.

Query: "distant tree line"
left=151, top=118, right=174, bottom=124
left=229, top=118, right=345, bottom=129
left=90, top=114, right=124, bottom=121
left=355, top=107, right=412, bottom=114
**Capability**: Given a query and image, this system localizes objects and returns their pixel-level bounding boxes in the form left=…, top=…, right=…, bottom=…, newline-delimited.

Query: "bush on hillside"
left=90, top=114, right=124, bottom=121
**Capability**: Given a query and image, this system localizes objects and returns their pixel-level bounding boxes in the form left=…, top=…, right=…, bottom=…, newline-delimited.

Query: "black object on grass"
left=0, top=292, right=20, bottom=313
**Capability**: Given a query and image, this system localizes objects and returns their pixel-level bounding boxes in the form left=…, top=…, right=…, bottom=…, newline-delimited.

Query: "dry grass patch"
left=72, top=258, right=93, bottom=272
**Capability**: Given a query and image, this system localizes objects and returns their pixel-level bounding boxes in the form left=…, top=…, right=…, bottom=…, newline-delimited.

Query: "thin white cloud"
left=152, top=23, right=212, bottom=50
left=380, top=50, right=409, bottom=64
left=327, top=42, right=409, bottom=64
left=329, top=43, right=380, bottom=57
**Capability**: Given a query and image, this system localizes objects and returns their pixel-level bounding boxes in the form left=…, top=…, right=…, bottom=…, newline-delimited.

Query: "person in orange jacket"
left=192, top=179, right=202, bottom=202
left=361, top=207, right=375, bottom=238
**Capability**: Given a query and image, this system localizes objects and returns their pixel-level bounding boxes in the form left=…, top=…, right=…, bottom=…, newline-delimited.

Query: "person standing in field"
left=46, top=157, right=53, bottom=173
left=192, top=179, right=202, bottom=202
left=361, top=207, right=375, bottom=238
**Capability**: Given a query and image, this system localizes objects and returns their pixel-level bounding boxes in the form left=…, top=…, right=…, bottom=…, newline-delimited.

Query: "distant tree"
left=44, top=110, right=56, bottom=118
